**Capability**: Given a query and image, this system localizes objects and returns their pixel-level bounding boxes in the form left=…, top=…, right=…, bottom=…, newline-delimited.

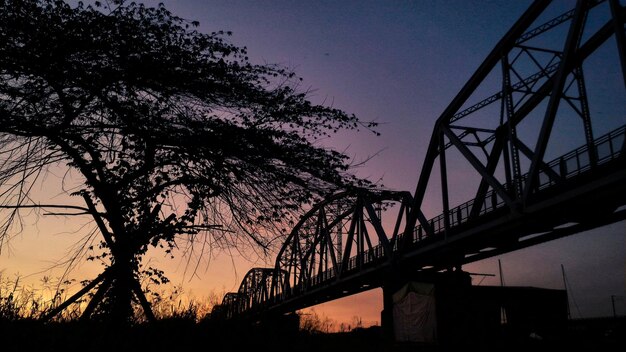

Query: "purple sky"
left=1, top=0, right=624, bottom=326
left=162, top=0, right=624, bottom=323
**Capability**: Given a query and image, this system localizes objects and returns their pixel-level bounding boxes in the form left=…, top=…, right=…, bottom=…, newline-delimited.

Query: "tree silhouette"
left=0, top=0, right=377, bottom=323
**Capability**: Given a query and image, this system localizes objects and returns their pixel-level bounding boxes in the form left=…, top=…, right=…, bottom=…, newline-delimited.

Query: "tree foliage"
left=0, top=0, right=377, bottom=322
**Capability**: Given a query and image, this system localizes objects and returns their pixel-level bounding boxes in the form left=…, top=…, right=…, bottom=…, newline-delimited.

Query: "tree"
left=0, top=0, right=377, bottom=323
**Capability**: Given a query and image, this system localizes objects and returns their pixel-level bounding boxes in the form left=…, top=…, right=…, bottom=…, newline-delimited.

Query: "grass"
left=0, top=272, right=216, bottom=322
left=0, top=273, right=381, bottom=351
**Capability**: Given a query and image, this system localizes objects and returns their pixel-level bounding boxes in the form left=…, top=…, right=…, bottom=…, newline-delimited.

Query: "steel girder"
left=217, top=267, right=288, bottom=317
left=271, top=190, right=413, bottom=302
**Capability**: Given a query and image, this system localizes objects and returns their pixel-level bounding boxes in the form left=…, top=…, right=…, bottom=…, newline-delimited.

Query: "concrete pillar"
left=380, top=282, right=396, bottom=342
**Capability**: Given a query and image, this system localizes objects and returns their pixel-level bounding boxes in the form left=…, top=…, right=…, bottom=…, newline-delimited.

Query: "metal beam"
left=610, top=0, right=626, bottom=89
left=442, top=125, right=517, bottom=210
left=412, top=0, right=551, bottom=216
left=524, top=0, right=589, bottom=201
left=470, top=131, right=506, bottom=219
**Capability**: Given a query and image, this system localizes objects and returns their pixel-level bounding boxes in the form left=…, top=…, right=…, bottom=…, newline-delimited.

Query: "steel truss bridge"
left=214, top=0, right=626, bottom=320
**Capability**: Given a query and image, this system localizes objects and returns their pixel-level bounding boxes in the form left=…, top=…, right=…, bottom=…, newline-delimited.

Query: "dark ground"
left=1, top=316, right=624, bottom=352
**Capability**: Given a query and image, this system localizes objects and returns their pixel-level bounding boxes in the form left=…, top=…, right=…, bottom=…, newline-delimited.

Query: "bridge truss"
left=215, top=0, right=626, bottom=319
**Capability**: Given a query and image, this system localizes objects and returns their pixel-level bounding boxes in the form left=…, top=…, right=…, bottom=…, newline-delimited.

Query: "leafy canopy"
left=0, top=0, right=378, bottom=271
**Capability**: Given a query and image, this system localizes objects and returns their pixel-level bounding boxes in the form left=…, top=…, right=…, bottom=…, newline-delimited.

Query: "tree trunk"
left=107, top=258, right=137, bottom=324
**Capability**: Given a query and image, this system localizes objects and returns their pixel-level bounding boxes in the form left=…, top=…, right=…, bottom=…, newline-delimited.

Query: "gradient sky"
left=1, top=0, right=624, bottom=327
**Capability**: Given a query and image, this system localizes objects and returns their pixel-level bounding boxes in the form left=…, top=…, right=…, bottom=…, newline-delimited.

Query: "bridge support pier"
left=381, top=269, right=472, bottom=347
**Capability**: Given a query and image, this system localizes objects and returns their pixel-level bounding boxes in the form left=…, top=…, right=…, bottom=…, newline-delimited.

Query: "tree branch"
left=0, top=203, right=93, bottom=213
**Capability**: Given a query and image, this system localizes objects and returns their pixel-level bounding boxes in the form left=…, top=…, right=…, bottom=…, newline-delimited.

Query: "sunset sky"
left=1, top=0, right=624, bottom=327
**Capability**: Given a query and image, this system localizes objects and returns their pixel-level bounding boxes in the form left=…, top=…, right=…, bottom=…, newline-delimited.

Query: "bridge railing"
left=404, top=124, right=625, bottom=245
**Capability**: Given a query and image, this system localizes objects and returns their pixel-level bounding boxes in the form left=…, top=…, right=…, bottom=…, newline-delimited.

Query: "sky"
left=1, top=0, right=624, bottom=328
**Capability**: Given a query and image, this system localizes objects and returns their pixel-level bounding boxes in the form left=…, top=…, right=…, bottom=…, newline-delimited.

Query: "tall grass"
left=143, top=284, right=219, bottom=322
left=0, top=272, right=218, bottom=323
left=0, top=273, right=80, bottom=321
left=1, top=272, right=371, bottom=336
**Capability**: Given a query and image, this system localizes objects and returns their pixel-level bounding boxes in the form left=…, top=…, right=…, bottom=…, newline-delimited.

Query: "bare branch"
left=0, top=204, right=92, bottom=213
